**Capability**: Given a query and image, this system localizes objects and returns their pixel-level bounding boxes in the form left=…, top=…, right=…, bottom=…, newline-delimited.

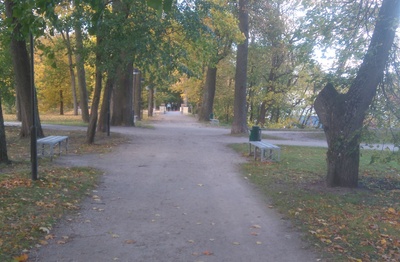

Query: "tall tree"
left=62, top=28, right=79, bottom=115
left=231, top=0, right=249, bottom=134
left=74, top=1, right=90, bottom=122
left=5, top=0, right=44, bottom=138
left=198, top=1, right=241, bottom=122
left=87, top=35, right=103, bottom=144
left=110, top=0, right=134, bottom=126
left=314, top=0, right=400, bottom=187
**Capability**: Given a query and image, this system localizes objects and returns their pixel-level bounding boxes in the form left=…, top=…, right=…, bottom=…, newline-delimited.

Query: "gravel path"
left=28, top=112, right=321, bottom=262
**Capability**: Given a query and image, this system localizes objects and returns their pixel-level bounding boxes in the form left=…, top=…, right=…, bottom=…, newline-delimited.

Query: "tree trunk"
left=148, top=86, right=154, bottom=117
left=0, top=94, right=10, bottom=164
left=199, top=67, right=217, bottom=121
left=86, top=37, right=103, bottom=144
left=5, top=0, right=43, bottom=138
left=59, top=90, right=64, bottom=115
left=314, top=0, right=400, bottom=187
left=98, top=76, right=114, bottom=132
left=16, top=91, right=21, bottom=121
left=258, top=101, right=267, bottom=126
left=64, top=29, right=78, bottom=115
left=112, top=64, right=134, bottom=126
left=74, top=13, right=90, bottom=122
left=231, top=0, right=249, bottom=134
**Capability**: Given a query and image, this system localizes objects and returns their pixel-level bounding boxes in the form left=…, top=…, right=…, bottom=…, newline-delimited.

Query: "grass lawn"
left=231, top=144, right=400, bottom=261
left=0, top=123, right=128, bottom=262
left=3, top=113, right=88, bottom=127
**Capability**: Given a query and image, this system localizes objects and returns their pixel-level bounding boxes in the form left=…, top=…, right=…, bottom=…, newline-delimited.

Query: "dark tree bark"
left=16, top=91, right=21, bottom=121
left=59, top=90, right=64, bottom=115
left=147, top=85, right=154, bottom=117
left=98, top=76, right=114, bottom=132
left=62, top=29, right=78, bottom=115
left=74, top=5, right=90, bottom=122
left=111, top=64, right=134, bottom=126
left=86, top=37, right=103, bottom=144
left=314, top=0, right=400, bottom=188
left=199, top=67, right=217, bottom=121
left=0, top=94, right=10, bottom=164
left=133, top=70, right=142, bottom=121
left=111, top=0, right=135, bottom=125
left=5, top=0, right=43, bottom=138
left=231, top=0, right=249, bottom=134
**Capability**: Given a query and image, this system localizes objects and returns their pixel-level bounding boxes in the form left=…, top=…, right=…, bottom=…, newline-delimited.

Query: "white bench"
left=249, top=141, right=280, bottom=162
left=210, top=119, right=219, bottom=125
left=37, top=136, right=69, bottom=161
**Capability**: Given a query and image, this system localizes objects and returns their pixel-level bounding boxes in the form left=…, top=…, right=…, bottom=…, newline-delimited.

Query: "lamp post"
left=30, top=32, right=38, bottom=180
left=133, top=69, right=140, bottom=123
left=107, top=84, right=111, bottom=136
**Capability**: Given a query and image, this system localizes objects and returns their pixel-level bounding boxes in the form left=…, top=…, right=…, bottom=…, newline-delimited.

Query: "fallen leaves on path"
left=202, top=250, right=214, bottom=256
left=13, top=253, right=28, bottom=262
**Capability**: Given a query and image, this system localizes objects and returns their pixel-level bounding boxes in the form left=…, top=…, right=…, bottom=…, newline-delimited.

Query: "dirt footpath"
left=29, top=112, right=321, bottom=262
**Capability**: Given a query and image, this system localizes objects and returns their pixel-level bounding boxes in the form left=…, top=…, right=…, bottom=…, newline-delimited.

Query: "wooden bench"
left=249, top=141, right=281, bottom=162
left=37, top=136, right=69, bottom=161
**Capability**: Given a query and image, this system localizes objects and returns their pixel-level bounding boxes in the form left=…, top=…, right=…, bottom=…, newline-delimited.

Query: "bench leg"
left=65, top=138, right=68, bottom=154
left=261, top=148, right=265, bottom=161
left=58, top=142, right=62, bottom=156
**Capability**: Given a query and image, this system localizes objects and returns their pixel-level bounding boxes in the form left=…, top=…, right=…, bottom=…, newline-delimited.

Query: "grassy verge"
left=0, top=126, right=128, bottom=262
left=231, top=144, right=400, bottom=261
left=4, top=113, right=87, bottom=127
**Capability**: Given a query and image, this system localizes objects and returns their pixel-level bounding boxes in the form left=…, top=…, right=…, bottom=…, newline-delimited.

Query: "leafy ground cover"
left=0, top=125, right=128, bottom=262
left=232, top=144, right=400, bottom=261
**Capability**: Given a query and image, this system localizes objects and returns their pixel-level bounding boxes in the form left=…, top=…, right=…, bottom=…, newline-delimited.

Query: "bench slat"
left=37, top=136, right=69, bottom=161
left=249, top=141, right=280, bottom=161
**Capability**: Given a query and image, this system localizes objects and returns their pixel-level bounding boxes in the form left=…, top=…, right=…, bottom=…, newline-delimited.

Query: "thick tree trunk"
left=314, top=0, right=400, bottom=187
left=231, top=0, right=249, bottom=134
left=112, top=64, right=134, bottom=126
left=109, top=0, right=134, bottom=125
left=0, top=95, right=10, bottom=164
left=199, top=67, right=217, bottom=121
left=5, top=0, right=43, bottom=138
left=75, top=17, right=90, bottom=122
left=16, top=91, right=21, bottom=121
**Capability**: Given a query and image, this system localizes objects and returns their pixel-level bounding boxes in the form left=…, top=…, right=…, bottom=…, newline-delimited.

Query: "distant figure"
left=167, top=103, right=171, bottom=111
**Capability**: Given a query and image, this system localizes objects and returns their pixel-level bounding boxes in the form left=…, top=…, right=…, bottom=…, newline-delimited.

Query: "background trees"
left=1, top=0, right=400, bottom=188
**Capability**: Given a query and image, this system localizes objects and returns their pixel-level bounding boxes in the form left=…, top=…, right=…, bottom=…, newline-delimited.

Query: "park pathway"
left=29, top=112, right=321, bottom=262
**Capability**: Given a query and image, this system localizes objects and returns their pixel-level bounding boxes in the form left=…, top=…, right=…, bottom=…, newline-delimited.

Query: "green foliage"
left=34, top=36, right=73, bottom=112
left=0, top=38, right=15, bottom=113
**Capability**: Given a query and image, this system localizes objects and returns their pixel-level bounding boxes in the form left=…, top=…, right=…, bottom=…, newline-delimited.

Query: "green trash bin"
left=249, top=126, right=261, bottom=141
